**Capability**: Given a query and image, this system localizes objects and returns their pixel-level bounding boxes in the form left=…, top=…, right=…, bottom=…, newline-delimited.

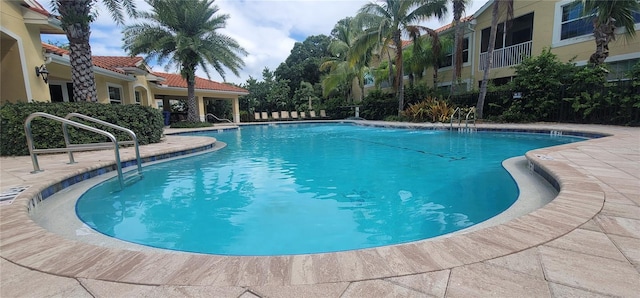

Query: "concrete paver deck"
left=1, top=122, right=639, bottom=297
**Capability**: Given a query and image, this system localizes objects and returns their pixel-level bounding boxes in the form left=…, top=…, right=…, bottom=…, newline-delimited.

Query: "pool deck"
left=0, top=122, right=638, bottom=297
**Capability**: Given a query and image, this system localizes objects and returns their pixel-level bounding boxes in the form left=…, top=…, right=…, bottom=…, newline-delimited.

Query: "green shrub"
left=360, top=90, right=396, bottom=120
left=169, top=121, right=213, bottom=128
left=0, top=102, right=164, bottom=156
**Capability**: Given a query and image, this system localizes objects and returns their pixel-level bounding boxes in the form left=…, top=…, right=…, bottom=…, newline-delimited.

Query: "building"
left=429, top=0, right=640, bottom=92
left=1, top=0, right=248, bottom=123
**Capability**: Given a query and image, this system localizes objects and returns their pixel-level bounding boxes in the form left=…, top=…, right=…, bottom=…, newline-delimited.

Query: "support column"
left=232, top=96, right=240, bottom=123
left=196, top=95, right=206, bottom=122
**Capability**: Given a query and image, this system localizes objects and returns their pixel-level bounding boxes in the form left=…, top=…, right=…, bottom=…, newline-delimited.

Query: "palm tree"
left=403, top=27, right=444, bottom=88
left=51, top=0, right=136, bottom=102
left=351, top=0, right=448, bottom=116
left=123, top=0, right=247, bottom=122
left=476, top=0, right=514, bottom=119
left=451, top=0, right=470, bottom=96
left=321, top=17, right=370, bottom=102
left=579, top=0, right=640, bottom=65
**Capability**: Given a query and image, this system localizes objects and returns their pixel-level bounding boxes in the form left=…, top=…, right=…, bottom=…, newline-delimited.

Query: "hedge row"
left=0, top=102, right=164, bottom=156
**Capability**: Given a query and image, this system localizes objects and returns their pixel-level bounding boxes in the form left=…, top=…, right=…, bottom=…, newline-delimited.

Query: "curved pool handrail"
left=65, top=112, right=142, bottom=174
left=24, top=112, right=124, bottom=189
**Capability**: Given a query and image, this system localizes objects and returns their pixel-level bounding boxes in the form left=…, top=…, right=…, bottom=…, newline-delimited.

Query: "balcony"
left=479, top=40, right=532, bottom=71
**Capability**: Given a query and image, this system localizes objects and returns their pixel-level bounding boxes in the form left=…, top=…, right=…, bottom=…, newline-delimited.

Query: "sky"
left=43, top=0, right=489, bottom=85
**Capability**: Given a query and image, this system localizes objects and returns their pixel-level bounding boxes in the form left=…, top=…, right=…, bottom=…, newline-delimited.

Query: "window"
left=135, top=91, right=141, bottom=105
left=48, top=82, right=74, bottom=102
left=481, top=13, right=534, bottom=52
left=554, top=1, right=640, bottom=46
left=156, top=99, right=164, bottom=109
left=560, top=2, right=593, bottom=40
left=606, top=58, right=640, bottom=80
left=440, top=37, right=469, bottom=68
left=108, top=85, right=123, bottom=104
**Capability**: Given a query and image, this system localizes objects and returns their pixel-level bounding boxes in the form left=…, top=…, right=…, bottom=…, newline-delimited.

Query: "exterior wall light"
left=35, top=64, right=49, bottom=84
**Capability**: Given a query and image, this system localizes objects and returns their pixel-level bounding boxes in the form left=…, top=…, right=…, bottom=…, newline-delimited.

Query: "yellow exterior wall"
left=1, top=0, right=52, bottom=102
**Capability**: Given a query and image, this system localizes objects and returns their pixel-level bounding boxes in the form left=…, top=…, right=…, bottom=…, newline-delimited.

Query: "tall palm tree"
left=122, top=0, right=247, bottom=122
left=451, top=0, right=470, bottom=96
left=579, top=0, right=640, bottom=65
left=351, top=0, right=448, bottom=115
left=403, top=27, right=444, bottom=88
left=476, top=0, right=513, bottom=119
left=52, top=0, right=136, bottom=102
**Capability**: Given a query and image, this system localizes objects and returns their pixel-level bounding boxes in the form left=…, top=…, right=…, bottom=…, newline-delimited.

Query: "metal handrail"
left=450, top=107, right=476, bottom=129
left=450, top=107, right=461, bottom=129
left=65, top=113, right=142, bottom=174
left=24, top=112, right=124, bottom=189
left=205, top=113, right=232, bottom=123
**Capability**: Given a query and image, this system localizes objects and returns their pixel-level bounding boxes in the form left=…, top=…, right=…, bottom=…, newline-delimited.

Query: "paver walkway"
left=1, top=122, right=638, bottom=297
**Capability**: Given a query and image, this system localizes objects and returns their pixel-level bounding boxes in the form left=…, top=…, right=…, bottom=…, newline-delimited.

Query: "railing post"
left=23, top=118, right=42, bottom=173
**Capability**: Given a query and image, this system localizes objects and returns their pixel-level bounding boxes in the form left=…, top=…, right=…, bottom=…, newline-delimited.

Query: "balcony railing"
left=479, top=40, right=532, bottom=71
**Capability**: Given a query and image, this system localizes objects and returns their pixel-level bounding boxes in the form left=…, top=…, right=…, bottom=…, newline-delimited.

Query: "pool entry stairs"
left=24, top=112, right=143, bottom=190
left=450, top=107, right=477, bottom=133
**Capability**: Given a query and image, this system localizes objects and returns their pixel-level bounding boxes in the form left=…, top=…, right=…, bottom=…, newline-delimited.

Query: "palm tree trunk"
left=57, top=0, right=98, bottom=102
left=589, top=18, right=615, bottom=65
left=184, top=68, right=199, bottom=122
left=477, top=1, right=501, bottom=119
left=451, top=23, right=463, bottom=96
left=394, top=30, right=404, bottom=116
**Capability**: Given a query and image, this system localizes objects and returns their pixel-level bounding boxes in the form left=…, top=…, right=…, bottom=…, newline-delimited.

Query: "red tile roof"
left=41, top=43, right=248, bottom=93
left=42, top=42, right=68, bottom=56
left=153, top=72, right=248, bottom=93
left=92, top=56, right=144, bottom=74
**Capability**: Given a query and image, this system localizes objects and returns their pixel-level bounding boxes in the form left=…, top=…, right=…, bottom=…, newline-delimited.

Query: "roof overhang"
left=119, top=66, right=148, bottom=76
left=21, top=6, right=64, bottom=34
left=152, top=84, right=249, bottom=96
left=472, top=0, right=495, bottom=20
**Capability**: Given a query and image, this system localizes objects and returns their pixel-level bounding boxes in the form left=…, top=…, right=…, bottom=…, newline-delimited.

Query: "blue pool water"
left=76, top=124, right=584, bottom=255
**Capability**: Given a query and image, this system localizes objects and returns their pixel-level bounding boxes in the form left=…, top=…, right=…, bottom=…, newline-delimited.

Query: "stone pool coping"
left=1, top=122, right=638, bottom=296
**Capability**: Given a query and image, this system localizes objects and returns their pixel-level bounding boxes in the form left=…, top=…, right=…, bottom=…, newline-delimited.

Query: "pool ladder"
left=24, top=112, right=142, bottom=189
left=450, top=107, right=477, bottom=133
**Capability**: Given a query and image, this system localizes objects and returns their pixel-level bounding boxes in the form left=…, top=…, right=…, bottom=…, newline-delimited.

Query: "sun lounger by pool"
left=309, top=110, right=317, bottom=118
left=254, top=112, right=261, bottom=121
left=261, top=112, right=268, bottom=121
left=300, top=112, right=306, bottom=119
left=320, top=110, right=328, bottom=118
left=272, top=111, right=280, bottom=120
left=291, top=111, right=298, bottom=119
left=281, top=111, right=290, bottom=120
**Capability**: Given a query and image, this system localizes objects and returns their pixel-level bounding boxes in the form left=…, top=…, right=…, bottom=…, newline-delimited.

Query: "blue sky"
left=43, top=0, right=488, bottom=85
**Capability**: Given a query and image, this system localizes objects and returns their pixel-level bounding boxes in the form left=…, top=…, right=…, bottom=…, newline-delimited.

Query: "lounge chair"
left=309, top=110, right=317, bottom=118
left=291, top=111, right=298, bottom=120
left=272, top=111, right=280, bottom=121
left=281, top=111, right=290, bottom=120
left=300, top=111, right=306, bottom=119
left=254, top=112, right=261, bottom=121
left=261, top=112, right=269, bottom=121
left=320, top=110, right=328, bottom=118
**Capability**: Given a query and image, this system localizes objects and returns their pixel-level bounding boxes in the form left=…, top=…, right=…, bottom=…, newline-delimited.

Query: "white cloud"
left=44, top=0, right=489, bottom=85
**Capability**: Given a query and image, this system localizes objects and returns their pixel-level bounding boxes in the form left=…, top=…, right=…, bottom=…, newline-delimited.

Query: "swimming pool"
left=76, top=123, right=585, bottom=255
